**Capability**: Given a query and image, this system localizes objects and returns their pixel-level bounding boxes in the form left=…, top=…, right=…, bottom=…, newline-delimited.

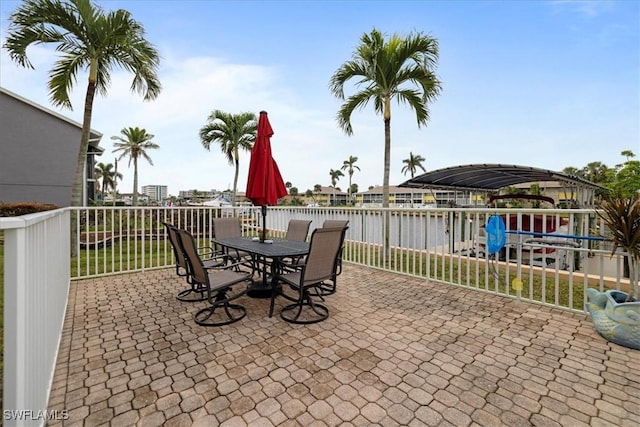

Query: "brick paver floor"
left=47, top=264, right=639, bottom=426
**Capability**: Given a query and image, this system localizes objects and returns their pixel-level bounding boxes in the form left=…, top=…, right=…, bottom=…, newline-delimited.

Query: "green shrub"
left=0, top=202, right=58, bottom=217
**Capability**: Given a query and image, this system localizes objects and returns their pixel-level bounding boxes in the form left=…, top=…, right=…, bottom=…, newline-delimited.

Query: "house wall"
left=0, top=89, right=99, bottom=207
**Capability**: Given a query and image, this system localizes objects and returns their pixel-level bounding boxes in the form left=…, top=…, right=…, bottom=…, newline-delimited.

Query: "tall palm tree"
left=329, top=169, right=344, bottom=206
left=94, top=162, right=122, bottom=204
left=330, top=28, right=441, bottom=208
left=4, top=0, right=161, bottom=208
left=401, top=152, right=427, bottom=178
left=199, top=110, right=257, bottom=206
left=330, top=28, right=441, bottom=256
left=111, top=127, right=158, bottom=206
left=341, top=155, right=360, bottom=205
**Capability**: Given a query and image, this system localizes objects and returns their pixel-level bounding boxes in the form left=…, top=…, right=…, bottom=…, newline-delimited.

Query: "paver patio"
left=47, top=264, right=639, bottom=426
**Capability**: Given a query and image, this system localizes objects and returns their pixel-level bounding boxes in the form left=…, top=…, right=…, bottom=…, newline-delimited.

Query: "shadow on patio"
left=48, top=264, right=639, bottom=426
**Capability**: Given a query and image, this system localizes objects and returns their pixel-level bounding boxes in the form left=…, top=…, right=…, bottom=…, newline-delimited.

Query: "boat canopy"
left=399, top=164, right=603, bottom=191
left=398, top=164, right=606, bottom=207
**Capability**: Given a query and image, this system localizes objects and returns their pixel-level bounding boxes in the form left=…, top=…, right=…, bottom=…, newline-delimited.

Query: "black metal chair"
left=275, top=227, right=347, bottom=324
left=163, top=222, right=226, bottom=302
left=176, top=228, right=251, bottom=327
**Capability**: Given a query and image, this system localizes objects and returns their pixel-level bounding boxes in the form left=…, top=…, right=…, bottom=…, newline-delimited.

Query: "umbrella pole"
left=261, top=205, right=267, bottom=242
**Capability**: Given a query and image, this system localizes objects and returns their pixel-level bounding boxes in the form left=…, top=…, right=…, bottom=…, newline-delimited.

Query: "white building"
left=142, top=185, right=168, bottom=202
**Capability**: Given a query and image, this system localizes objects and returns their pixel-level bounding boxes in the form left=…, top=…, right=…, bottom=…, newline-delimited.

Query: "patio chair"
left=275, top=226, right=347, bottom=324
left=316, top=219, right=349, bottom=295
left=176, top=228, right=251, bottom=327
left=285, top=219, right=312, bottom=242
left=163, top=222, right=226, bottom=302
left=322, top=219, right=349, bottom=229
left=212, top=217, right=256, bottom=273
left=279, top=219, right=312, bottom=271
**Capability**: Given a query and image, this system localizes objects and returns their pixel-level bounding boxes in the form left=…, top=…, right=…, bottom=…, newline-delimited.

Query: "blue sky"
left=1, top=0, right=638, bottom=197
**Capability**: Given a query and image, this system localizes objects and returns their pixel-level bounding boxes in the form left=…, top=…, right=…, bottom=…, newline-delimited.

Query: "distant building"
left=142, top=185, right=168, bottom=202
left=301, top=186, right=347, bottom=206
left=356, top=186, right=481, bottom=207
left=0, top=87, right=103, bottom=207
left=178, top=189, right=217, bottom=200
left=118, top=193, right=149, bottom=206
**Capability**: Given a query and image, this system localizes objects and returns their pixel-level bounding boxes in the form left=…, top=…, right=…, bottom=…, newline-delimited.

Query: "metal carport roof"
left=398, top=164, right=604, bottom=191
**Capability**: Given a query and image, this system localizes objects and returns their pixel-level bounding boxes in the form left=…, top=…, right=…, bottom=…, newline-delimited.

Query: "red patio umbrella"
left=246, top=111, right=287, bottom=242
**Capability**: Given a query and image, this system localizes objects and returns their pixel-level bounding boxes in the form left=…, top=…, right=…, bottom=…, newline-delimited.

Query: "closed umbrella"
left=246, top=111, right=287, bottom=242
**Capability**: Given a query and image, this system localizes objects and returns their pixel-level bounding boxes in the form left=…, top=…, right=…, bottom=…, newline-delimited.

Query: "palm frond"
left=336, top=88, right=378, bottom=135
left=394, top=89, right=429, bottom=126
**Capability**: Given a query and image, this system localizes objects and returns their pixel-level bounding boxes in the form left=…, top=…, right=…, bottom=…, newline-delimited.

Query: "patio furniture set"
left=163, top=218, right=348, bottom=326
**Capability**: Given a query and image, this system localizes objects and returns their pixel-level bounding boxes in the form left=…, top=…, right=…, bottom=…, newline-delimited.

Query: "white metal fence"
left=1, top=205, right=632, bottom=424
left=69, top=205, right=629, bottom=306
left=1, top=209, right=70, bottom=427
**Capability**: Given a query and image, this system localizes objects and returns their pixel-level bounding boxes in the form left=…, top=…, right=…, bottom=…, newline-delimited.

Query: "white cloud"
left=549, top=0, right=614, bottom=18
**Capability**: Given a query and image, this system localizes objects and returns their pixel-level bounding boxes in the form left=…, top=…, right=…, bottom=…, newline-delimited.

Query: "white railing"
left=68, top=205, right=629, bottom=311
left=1, top=209, right=70, bottom=427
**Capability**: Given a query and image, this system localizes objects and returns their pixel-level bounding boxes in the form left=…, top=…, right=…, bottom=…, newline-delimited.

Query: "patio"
left=46, top=264, right=638, bottom=426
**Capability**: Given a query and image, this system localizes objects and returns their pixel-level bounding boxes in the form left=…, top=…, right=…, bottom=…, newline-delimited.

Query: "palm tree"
left=529, top=183, right=542, bottom=208
left=111, top=127, right=158, bottom=206
left=4, top=0, right=161, bottom=208
left=330, top=28, right=441, bottom=208
left=330, top=28, right=441, bottom=257
left=401, top=152, right=427, bottom=178
left=329, top=169, right=344, bottom=206
left=314, top=184, right=322, bottom=206
left=304, top=189, right=315, bottom=203
left=341, top=155, right=360, bottom=205
left=199, top=110, right=257, bottom=206
left=94, top=162, right=122, bottom=204
left=350, top=183, right=359, bottom=204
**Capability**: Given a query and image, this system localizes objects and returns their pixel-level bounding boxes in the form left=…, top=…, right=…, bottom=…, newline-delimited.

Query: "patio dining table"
left=213, top=236, right=310, bottom=316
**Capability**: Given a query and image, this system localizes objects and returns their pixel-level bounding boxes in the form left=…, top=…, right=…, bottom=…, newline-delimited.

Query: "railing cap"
left=0, top=208, right=67, bottom=230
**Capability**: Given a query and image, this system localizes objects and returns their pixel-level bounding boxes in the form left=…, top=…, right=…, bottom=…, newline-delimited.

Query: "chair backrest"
left=164, top=222, right=188, bottom=272
left=302, top=227, right=347, bottom=285
left=322, top=219, right=349, bottom=229
left=176, top=228, right=208, bottom=285
left=285, top=219, right=312, bottom=242
left=213, top=217, right=242, bottom=239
